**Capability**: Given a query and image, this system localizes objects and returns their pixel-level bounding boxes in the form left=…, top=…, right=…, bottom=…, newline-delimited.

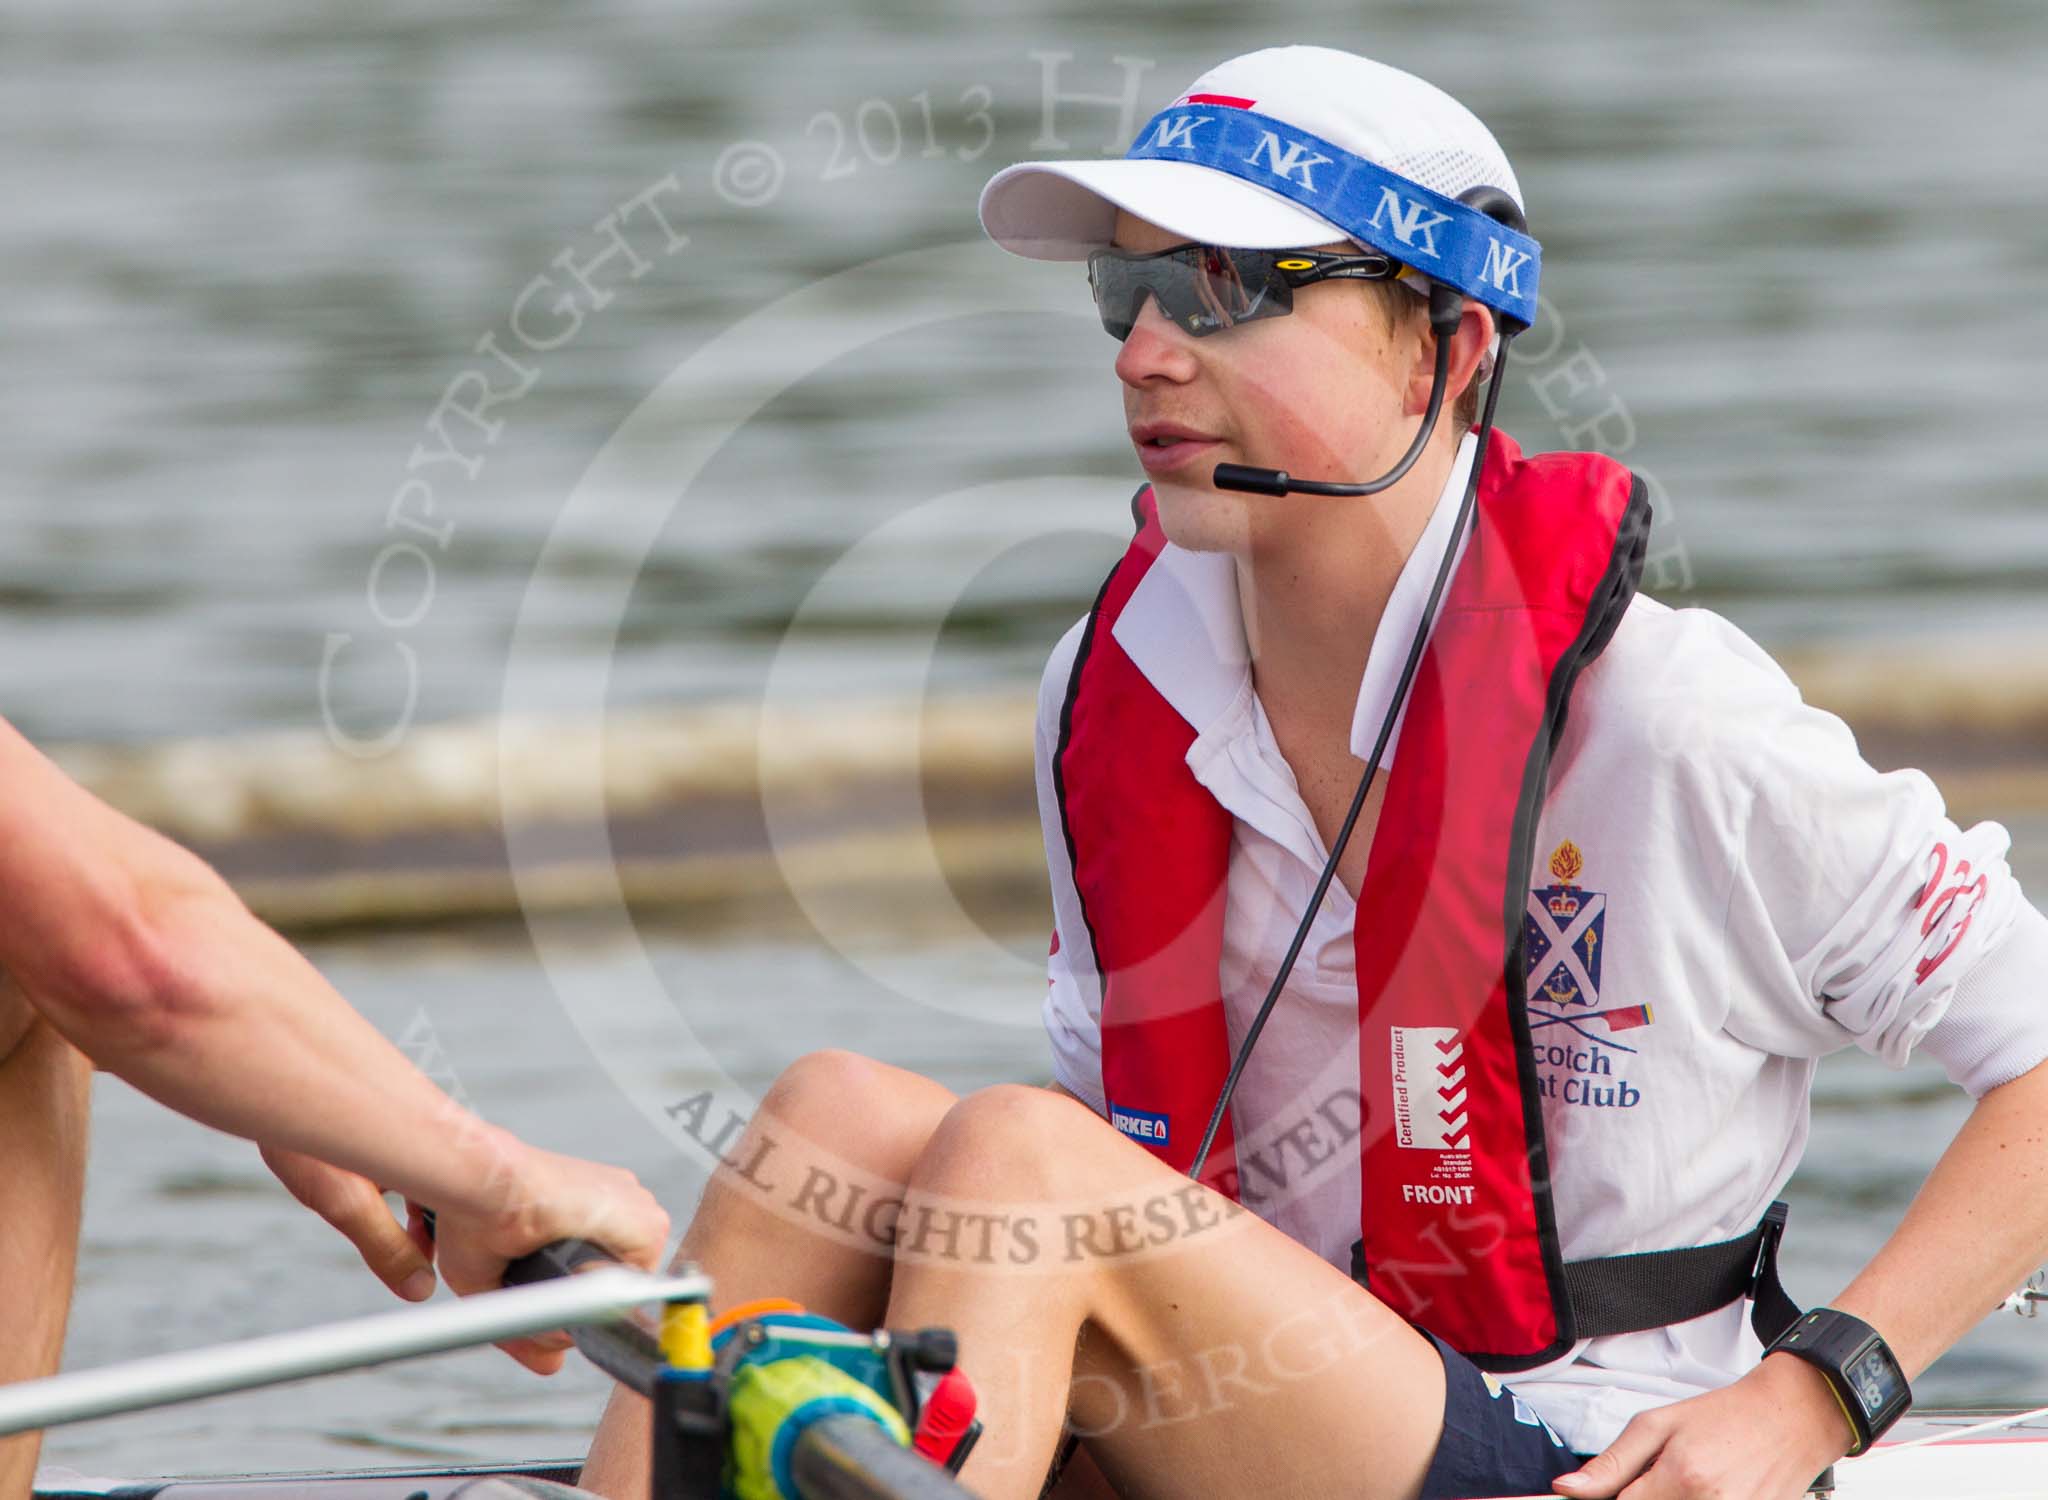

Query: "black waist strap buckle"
left=1348, top=1200, right=1803, bottom=1349
left=1563, top=1198, right=1801, bottom=1345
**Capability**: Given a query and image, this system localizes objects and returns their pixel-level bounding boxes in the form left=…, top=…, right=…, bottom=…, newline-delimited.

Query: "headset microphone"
left=1185, top=184, right=1531, bottom=1183
left=1210, top=186, right=1526, bottom=500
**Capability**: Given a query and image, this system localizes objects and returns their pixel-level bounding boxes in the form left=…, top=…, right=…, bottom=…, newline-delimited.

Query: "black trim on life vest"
left=1049, top=482, right=1153, bottom=1014
left=1478, top=467, right=1654, bottom=1373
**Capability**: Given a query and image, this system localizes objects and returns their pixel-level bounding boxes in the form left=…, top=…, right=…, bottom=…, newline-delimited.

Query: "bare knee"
left=910, top=1083, right=1127, bottom=1202
left=758, top=1049, right=955, bottom=1182
left=682, top=1051, right=957, bottom=1280
left=906, top=1085, right=1251, bottom=1279
left=881, top=1085, right=1114, bottom=1279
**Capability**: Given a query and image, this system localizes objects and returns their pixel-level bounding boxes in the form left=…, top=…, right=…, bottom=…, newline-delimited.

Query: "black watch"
left=1764, top=1308, right=1912, bottom=1456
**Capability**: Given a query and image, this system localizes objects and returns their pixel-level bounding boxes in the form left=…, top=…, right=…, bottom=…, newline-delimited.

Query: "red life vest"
left=1052, top=428, right=1651, bottom=1370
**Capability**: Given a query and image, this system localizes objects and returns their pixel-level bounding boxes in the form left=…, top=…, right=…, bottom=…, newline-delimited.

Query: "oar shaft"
left=0, top=1266, right=707, bottom=1437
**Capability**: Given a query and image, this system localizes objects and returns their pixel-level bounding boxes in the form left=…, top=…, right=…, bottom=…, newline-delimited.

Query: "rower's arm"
left=1821, top=1051, right=2048, bottom=1379
left=0, top=716, right=666, bottom=1277
left=0, top=982, right=91, bottom=1500
left=1558, top=1051, right=2048, bottom=1498
left=0, top=716, right=510, bottom=1205
left=0, top=962, right=34, bottom=1065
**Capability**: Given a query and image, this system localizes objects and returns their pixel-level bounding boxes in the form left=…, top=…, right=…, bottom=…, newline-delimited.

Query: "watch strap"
left=1765, top=1307, right=1911, bottom=1457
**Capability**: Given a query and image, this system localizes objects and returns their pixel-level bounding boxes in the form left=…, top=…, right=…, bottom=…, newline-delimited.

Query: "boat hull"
left=30, top=1412, right=2048, bottom=1500
left=33, top=1460, right=584, bottom=1500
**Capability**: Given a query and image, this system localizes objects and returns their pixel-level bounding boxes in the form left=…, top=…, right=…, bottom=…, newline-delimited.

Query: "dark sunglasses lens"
left=1089, top=247, right=1286, bottom=340
left=1088, top=255, right=1139, bottom=339
left=1189, top=247, right=1285, bottom=332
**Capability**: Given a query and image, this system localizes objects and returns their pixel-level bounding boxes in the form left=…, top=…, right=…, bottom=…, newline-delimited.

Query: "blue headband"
left=1122, top=104, right=1541, bottom=330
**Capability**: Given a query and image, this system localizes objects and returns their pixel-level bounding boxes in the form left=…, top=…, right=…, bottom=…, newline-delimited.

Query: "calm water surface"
left=2, top=0, right=2046, bottom=747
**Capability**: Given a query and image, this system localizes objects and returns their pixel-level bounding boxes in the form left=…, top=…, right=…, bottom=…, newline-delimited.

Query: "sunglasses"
left=1085, top=242, right=1403, bottom=341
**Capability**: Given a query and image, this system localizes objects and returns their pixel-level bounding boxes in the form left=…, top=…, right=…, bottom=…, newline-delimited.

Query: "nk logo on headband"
left=1367, top=187, right=1454, bottom=259
left=1123, top=102, right=1544, bottom=330
left=1246, top=131, right=1333, bottom=191
left=1143, top=114, right=1212, bottom=153
left=1481, top=239, right=1534, bottom=296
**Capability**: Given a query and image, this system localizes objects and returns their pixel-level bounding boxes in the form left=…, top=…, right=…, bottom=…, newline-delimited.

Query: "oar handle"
left=489, top=1236, right=672, bottom=1396
left=415, top=1209, right=619, bottom=1290
left=415, top=1211, right=668, bottom=1391
left=502, top=1237, right=621, bottom=1287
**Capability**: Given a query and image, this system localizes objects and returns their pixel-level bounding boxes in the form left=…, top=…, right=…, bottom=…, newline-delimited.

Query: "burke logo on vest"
left=1109, top=1103, right=1171, bottom=1146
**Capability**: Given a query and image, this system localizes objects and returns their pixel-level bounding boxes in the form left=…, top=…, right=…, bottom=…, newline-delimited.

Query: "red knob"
left=911, top=1367, right=978, bottom=1463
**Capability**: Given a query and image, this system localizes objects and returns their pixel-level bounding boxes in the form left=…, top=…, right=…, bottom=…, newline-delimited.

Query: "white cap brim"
left=977, top=157, right=1355, bottom=262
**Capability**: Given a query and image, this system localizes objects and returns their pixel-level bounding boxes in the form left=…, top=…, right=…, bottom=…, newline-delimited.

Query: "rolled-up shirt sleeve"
left=1716, top=643, right=2048, bottom=1094
left=1035, top=616, right=1106, bottom=1113
left=1921, top=896, right=2048, bottom=1096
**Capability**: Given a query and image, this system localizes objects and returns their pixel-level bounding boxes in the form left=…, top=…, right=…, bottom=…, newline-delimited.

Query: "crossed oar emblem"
left=1526, top=891, right=1654, bottom=1052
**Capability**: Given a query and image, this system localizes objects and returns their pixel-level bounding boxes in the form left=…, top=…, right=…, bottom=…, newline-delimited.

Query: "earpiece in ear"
left=1457, top=183, right=1527, bottom=236
left=1426, top=279, right=1463, bottom=338
left=1457, top=185, right=1531, bottom=341
left=1428, top=186, right=1523, bottom=341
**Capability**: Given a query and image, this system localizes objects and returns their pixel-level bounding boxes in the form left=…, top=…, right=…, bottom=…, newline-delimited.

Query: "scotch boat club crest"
left=1525, top=839, right=1655, bottom=1054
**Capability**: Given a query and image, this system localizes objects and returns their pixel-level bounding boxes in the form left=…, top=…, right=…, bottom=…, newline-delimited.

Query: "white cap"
left=978, top=44, right=1525, bottom=319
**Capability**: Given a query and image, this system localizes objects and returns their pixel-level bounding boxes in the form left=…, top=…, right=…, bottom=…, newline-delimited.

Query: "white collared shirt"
left=1032, top=433, right=2048, bottom=1453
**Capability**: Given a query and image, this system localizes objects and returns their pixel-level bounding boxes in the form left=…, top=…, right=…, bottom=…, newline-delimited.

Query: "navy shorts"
left=1417, top=1331, right=1591, bottom=1500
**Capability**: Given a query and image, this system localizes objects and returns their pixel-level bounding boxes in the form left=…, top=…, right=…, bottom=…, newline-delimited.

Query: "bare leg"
left=580, top=1050, right=956, bottom=1498
left=884, top=1085, right=1448, bottom=1500
left=0, top=1015, right=92, bottom=1500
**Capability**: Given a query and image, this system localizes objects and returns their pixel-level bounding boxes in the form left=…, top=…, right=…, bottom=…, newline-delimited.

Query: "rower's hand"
left=426, top=1142, right=670, bottom=1375
left=262, top=1139, right=669, bottom=1375
left=1551, top=1353, right=1853, bottom=1499
left=260, top=1143, right=438, bottom=1301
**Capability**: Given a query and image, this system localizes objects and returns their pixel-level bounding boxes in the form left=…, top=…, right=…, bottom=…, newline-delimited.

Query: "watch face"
left=1846, top=1343, right=1904, bottom=1415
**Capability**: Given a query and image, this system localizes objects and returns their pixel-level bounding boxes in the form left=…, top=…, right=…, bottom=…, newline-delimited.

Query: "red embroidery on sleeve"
left=1914, top=841, right=1948, bottom=910
left=1913, top=841, right=1991, bottom=985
